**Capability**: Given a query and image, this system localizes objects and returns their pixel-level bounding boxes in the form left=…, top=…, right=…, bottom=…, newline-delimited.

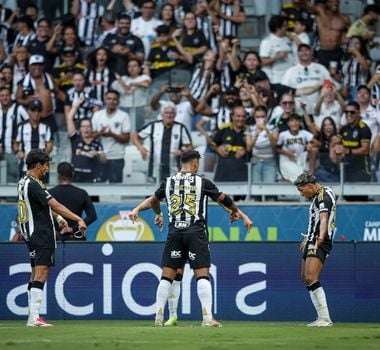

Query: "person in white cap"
left=16, top=54, right=61, bottom=133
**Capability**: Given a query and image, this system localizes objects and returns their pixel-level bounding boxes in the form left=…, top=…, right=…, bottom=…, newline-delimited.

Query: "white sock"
left=311, top=287, right=331, bottom=321
left=197, top=278, right=213, bottom=322
left=168, top=280, right=181, bottom=319
left=30, top=287, right=43, bottom=320
left=27, top=290, right=31, bottom=315
left=155, top=279, right=172, bottom=321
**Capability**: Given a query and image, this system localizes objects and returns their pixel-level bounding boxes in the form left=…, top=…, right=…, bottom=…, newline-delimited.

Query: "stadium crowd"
left=1, top=0, right=380, bottom=197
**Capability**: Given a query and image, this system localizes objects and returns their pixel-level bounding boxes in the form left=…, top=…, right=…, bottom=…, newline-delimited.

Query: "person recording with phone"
left=246, top=105, right=277, bottom=185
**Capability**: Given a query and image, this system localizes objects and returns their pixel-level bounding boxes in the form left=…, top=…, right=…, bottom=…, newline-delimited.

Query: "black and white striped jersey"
left=306, top=186, right=337, bottom=244
left=17, top=174, right=56, bottom=248
left=77, top=0, right=105, bottom=47
left=86, top=67, right=113, bottom=103
left=137, top=121, right=192, bottom=179
left=155, top=172, right=222, bottom=227
left=219, top=2, right=244, bottom=38
left=0, top=103, right=29, bottom=153
left=189, top=63, right=217, bottom=100
left=196, top=15, right=217, bottom=51
left=16, top=121, right=52, bottom=155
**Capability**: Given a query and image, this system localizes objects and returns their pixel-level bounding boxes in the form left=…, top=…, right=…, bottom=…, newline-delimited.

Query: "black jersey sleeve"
left=29, top=180, right=52, bottom=207
left=202, top=177, right=222, bottom=201
left=154, top=179, right=167, bottom=201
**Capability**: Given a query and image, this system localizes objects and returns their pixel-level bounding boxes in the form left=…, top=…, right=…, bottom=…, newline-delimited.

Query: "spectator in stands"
left=131, top=101, right=193, bottom=181
left=341, top=36, right=371, bottom=101
left=211, top=0, right=246, bottom=38
left=313, top=84, right=345, bottom=131
left=270, top=92, right=298, bottom=134
left=341, top=85, right=380, bottom=145
left=246, top=105, right=277, bottom=184
left=47, top=25, right=84, bottom=64
left=312, top=116, right=340, bottom=182
left=237, top=51, right=263, bottom=84
left=71, top=0, right=105, bottom=52
left=346, top=4, right=380, bottom=52
left=281, top=44, right=331, bottom=115
left=189, top=49, right=218, bottom=101
left=306, top=0, right=350, bottom=69
left=212, top=104, right=248, bottom=182
left=151, top=83, right=198, bottom=133
left=10, top=46, right=28, bottom=96
left=91, top=90, right=131, bottom=183
left=27, top=18, right=56, bottom=71
left=166, top=0, right=186, bottom=24
left=0, top=86, right=29, bottom=182
left=144, top=24, right=182, bottom=83
left=276, top=113, right=317, bottom=183
left=14, top=99, right=53, bottom=178
left=116, top=0, right=141, bottom=19
left=171, top=11, right=209, bottom=81
left=65, top=97, right=106, bottom=183
left=159, top=3, right=180, bottom=34
left=95, top=10, right=117, bottom=48
left=281, top=0, right=314, bottom=33
left=102, top=13, right=145, bottom=76
left=194, top=0, right=219, bottom=51
left=49, top=162, right=97, bottom=241
left=260, top=15, right=293, bottom=89
left=216, top=35, right=240, bottom=92
left=130, top=0, right=163, bottom=59
left=288, top=17, right=311, bottom=64
left=368, top=63, right=380, bottom=110
left=52, top=46, right=86, bottom=95
left=16, top=55, right=59, bottom=134
left=86, top=47, right=115, bottom=104
left=64, top=71, right=100, bottom=128
left=0, top=66, right=13, bottom=96
left=112, top=58, right=151, bottom=132
left=331, top=101, right=371, bottom=200
left=11, top=15, right=36, bottom=53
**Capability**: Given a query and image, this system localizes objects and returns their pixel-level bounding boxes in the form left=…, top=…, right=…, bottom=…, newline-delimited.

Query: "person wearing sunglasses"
left=331, top=101, right=371, bottom=200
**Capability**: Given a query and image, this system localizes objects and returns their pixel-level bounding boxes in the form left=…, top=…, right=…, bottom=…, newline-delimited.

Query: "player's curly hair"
left=294, top=172, right=316, bottom=186
left=26, top=149, right=51, bottom=169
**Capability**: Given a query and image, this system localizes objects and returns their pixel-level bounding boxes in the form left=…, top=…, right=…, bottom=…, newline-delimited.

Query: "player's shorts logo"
left=188, top=251, right=196, bottom=261
left=171, top=250, right=182, bottom=258
left=29, top=250, right=36, bottom=258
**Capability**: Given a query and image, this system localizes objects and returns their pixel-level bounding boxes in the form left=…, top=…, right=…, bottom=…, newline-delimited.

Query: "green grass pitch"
left=1, top=321, right=379, bottom=350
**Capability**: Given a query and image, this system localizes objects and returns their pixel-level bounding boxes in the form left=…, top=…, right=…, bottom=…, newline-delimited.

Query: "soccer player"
left=161, top=207, right=253, bottom=327
left=129, top=150, right=248, bottom=327
left=18, top=149, right=87, bottom=327
left=294, top=172, right=336, bottom=327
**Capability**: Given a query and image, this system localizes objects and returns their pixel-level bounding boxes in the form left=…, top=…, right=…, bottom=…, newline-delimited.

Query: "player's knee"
left=304, top=273, right=318, bottom=286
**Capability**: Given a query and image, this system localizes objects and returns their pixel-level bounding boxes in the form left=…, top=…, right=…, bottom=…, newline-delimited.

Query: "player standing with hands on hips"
left=129, top=150, right=248, bottom=327
left=294, top=172, right=336, bottom=327
left=17, top=149, right=87, bottom=327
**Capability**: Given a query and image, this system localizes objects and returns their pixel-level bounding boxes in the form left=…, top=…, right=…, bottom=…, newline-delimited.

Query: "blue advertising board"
left=1, top=242, right=380, bottom=322
left=1, top=203, right=380, bottom=242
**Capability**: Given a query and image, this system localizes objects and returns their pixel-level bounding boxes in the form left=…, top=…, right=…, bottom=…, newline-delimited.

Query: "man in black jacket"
left=49, top=162, right=97, bottom=240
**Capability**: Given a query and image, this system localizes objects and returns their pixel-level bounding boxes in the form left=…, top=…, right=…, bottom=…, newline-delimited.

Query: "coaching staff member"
left=50, top=162, right=97, bottom=240
left=129, top=150, right=244, bottom=328
left=17, top=149, right=86, bottom=327
left=294, top=172, right=336, bottom=327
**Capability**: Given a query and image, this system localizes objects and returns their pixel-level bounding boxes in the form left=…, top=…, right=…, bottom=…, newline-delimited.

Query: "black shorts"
left=33, top=248, right=55, bottom=267
left=162, top=224, right=210, bottom=270
left=303, top=241, right=331, bottom=263
left=25, top=241, right=36, bottom=267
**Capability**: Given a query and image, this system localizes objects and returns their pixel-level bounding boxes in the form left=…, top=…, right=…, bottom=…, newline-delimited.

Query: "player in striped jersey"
left=18, top=149, right=86, bottom=327
left=294, top=172, right=336, bottom=327
left=129, top=150, right=248, bottom=327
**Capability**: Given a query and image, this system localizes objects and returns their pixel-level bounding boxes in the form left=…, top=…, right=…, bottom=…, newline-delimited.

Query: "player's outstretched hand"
left=154, top=214, right=164, bottom=232
left=129, top=208, right=139, bottom=223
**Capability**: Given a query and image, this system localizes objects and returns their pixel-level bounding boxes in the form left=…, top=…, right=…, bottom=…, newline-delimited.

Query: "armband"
left=56, top=215, right=65, bottom=225
left=220, top=195, right=233, bottom=208
left=155, top=212, right=163, bottom=217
